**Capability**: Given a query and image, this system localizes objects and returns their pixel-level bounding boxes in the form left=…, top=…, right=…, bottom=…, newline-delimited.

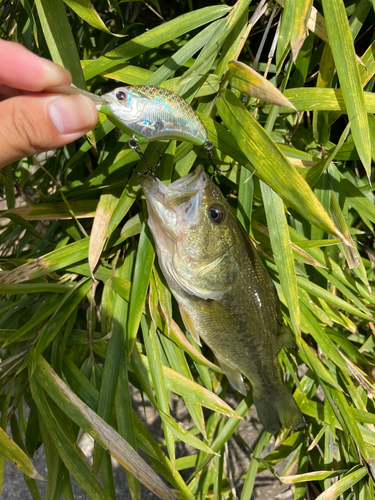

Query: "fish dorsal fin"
left=179, top=306, right=202, bottom=346
left=216, top=355, right=247, bottom=396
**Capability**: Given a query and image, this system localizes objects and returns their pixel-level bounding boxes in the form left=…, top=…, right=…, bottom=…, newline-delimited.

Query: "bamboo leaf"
left=137, top=352, right=240, bottom=419
left=63, top=0, right=124, bottom=36
left=0, top=239, right=90, bottom=285
left=228, top=60, right=295, bottom=109
left=0, top=427, right=43, bottom=480
left=315, top=465, right=367, bottom=500
left=126, top=224, right=155, bottom=356
left=33, top=355, right=177, bottom=500
left=88, top=192, right=119, bottom=274
left=159, top=411, right=214, bottom=455
left=83, top=5, right=231, bottom=80
left=33, top=279, right=92, bottom=372
left=321, top=0, right=371, bottom=178
left=35, top=0, right=86, bottom=87
left=240, top=431, right=271, bottom=500
left=142, top=277, right=175, bottom=466
left=275, top=0, right=329, bottom=43
left=283, top=87, right=375, bottom=113
left=216, top=89, right=340, bottom=239
left=3, top=201, right=98, bottom=220
left=280, top=469, right=347, bottom=484
left=276, top=0, right=312, bottom=64
left=30, top=374, right=112, bottom=500
left=93, top=250, right=134, bottom=475
left=115, top=364, right=141, bottom=500
left=261, top=183, right=300, bottom=338
left=0, top=283, right=71, bottom=295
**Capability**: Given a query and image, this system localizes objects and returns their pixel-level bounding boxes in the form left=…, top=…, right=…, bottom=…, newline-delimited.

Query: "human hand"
left=0, top=40, right=98, bottom=169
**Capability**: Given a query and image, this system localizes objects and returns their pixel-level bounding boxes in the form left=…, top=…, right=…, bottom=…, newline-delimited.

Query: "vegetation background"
left=1, top=0, right=375, bottom=499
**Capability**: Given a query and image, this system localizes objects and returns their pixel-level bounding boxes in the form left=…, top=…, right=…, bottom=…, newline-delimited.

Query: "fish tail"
left=253, top=384, right=304, bottom=434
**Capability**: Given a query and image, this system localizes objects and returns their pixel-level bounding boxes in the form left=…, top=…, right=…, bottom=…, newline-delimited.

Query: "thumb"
left=0, top=93, right=98, bottom=168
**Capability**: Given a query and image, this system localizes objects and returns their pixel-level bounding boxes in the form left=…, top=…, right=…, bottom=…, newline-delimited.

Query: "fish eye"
left=115, top=90, right=127, bottom=101
left=209, top=206, right=224, bottom=223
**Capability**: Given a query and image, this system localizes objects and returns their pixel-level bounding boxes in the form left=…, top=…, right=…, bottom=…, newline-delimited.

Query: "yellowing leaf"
left=228, top=60, right=295, bottom=109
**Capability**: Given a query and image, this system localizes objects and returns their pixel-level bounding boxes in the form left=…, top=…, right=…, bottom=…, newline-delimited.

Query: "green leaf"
left=35, top=0, right=86, bottom=87
left=240, top=431, right=271, bottom=500
left=33, top=278, right=92, bottom=372
left=315, top=465, right=367, bottom=500
left=142, top=277, right=175, bottom=466
left=137, top=351, right=240, bottom=418
left=115, top=364, right=141, bottom=500
left=93, top=250, right=133, bottom=474
left=280, top=469, right=347, bottom=484
left=276, top=0, right=312, bottom=64
left=159, top=411, right=214, bottom=455
left=261, top=183, right=300, bottom=338
left=126, top=224, right=155, bottom=356
left=29, top=368, right=114, bottom=500
left=63, top=0, right=123, bottom=36
left=3, top=200, right=98, bottom=221
left=88, top=192, right=119, bottom=274
left=32, top=355, right=177, bottom=500
left=83, top=5, right=231, bottom=80
left=0, top=283, right=72, bottom=295
left=228, top=60, right=295, bottom=108
left=0, top=238, right=90, bottom=284
left=321, top=0, right=371, bottom=178
left=216, top=89, right=340, bottom=239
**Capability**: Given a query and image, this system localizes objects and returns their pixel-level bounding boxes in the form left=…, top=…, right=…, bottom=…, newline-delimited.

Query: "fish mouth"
left=140, top=165, right=207, bottom=206
left=139, top=173, right=167, bottom=202
left=165, top=165, right=207, bottom=207
left=168, top=165, right=206, bottom=191
left=140, top=166, right=207, bottom=239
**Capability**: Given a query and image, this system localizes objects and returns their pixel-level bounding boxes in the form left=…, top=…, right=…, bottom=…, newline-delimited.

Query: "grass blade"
left=0, top=427, right=43, bottom=480
left=216, top=89, right=340, bottom=239
left=35, top=0, right=86, bottom=87
left=33, top=355, right=176, bottom=500
left=321, top=0, right=371, bottom=178
left=126, top=224, right=155, bottom=356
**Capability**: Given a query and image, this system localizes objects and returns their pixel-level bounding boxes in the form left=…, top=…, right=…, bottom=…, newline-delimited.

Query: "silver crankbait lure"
left=45, top=84, right=218, bottom=174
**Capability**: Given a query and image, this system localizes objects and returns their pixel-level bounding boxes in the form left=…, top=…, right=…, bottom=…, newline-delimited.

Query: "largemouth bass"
left=140, top=166, right=304, bottom=434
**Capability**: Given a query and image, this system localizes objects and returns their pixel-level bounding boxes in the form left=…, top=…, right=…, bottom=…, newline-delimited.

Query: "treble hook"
left=128, top=136, right=162, bottom=179
left=204, top=139, right=232, bottom=178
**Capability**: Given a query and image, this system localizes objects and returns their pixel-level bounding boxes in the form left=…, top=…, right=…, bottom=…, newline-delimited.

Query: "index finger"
left=0, top=40, right=72, bottom=92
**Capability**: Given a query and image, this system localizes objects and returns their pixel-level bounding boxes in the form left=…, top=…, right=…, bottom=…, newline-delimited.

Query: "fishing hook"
left=204, top=139, right=232, bottom=178
left=128, top=136, right=162, bottom=179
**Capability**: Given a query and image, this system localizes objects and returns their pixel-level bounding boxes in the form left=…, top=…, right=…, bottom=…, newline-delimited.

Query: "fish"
left=140, top=166, right=305, bottom=434
left=100, top=86, right=207, bottom=145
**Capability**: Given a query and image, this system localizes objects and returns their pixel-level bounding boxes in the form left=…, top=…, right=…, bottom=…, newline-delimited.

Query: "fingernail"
left=49, top=94, right=97, bottom=135
left=42, top=59, right=72, bottom=87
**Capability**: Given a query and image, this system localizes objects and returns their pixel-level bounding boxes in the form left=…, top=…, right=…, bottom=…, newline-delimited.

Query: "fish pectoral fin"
left=179, top=306, right=202, bottom=346
left=216, top=356, right=247, bottom=396
left=169, top=260, right=224, bottom=300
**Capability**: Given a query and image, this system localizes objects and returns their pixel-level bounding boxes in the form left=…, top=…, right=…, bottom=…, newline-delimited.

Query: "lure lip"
left=44, top=84, right=111, bottom=108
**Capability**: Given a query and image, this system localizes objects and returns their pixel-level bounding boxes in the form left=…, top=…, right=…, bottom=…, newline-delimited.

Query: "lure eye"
left=115, top=90, right=127, bottom=101
left=209, top=206, right=224, bottom=223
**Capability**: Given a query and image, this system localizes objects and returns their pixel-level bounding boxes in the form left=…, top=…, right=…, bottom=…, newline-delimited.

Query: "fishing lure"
left=45, top=84, right=218, bottom=175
